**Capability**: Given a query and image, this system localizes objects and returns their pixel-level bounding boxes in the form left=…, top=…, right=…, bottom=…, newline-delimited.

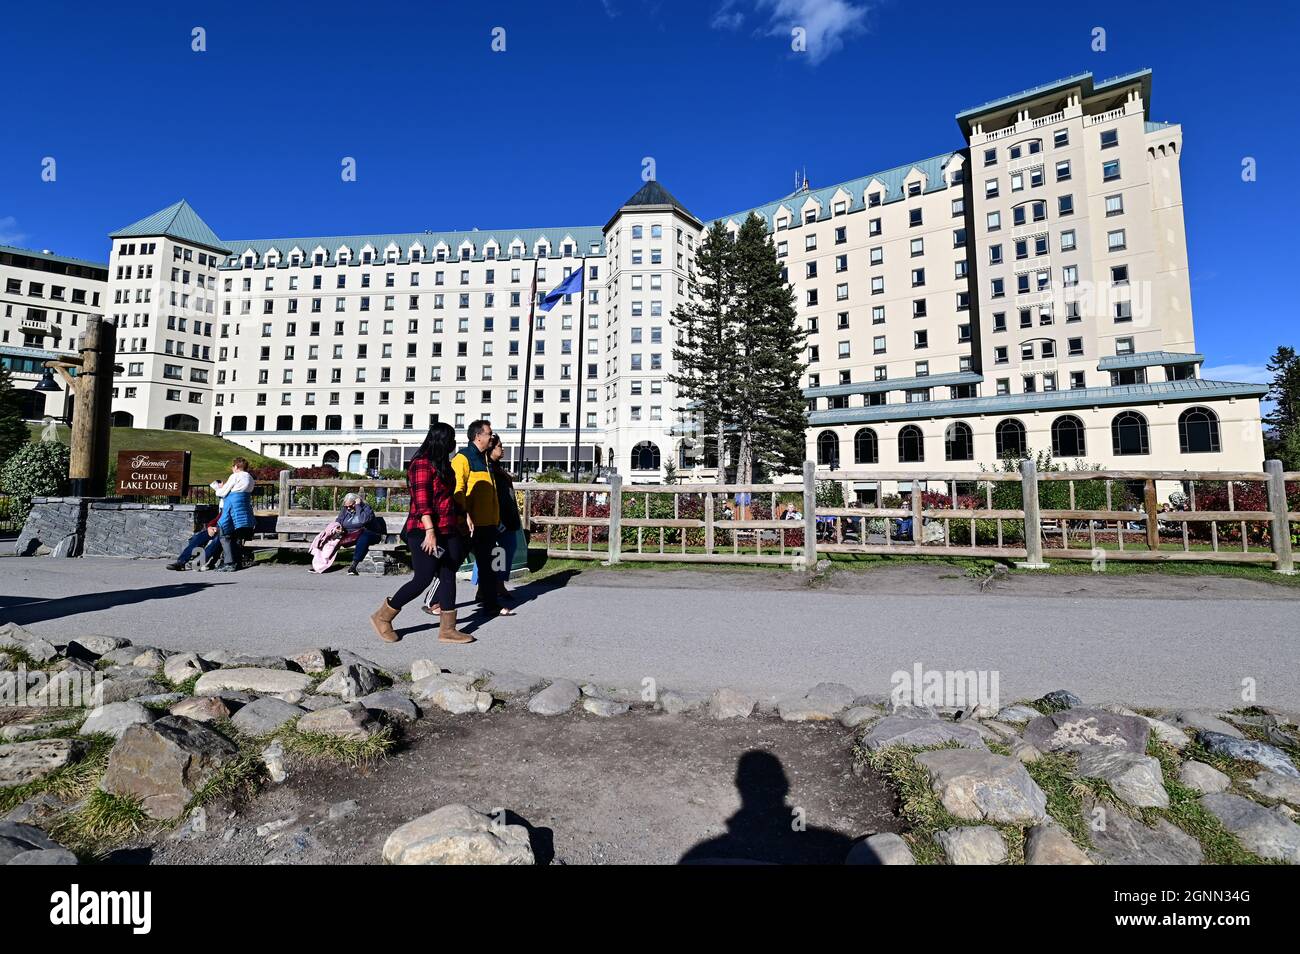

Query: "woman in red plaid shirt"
left=370, top=422, right=472, bottom=644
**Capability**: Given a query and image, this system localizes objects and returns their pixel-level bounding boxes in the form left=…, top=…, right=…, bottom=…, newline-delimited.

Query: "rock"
left=658, top=689, right=709, bottom=715
left=410, top=674, right=493, bottom=714
left=1009, top=739, right=1042, bottom=764
left=0, top=837, right=32, bottom=865
left=0, top=652, right=12, bottom=670
left=256, top=816, right=297, bottom=838
left=580, top=684, right=643, bottom=705
left=936, top=826, right=1007, bottom=865
left=223, top=654, right=289, bottom=670
left=980, top=720, right=1022, bottom=741
left=1247, top=771, right=1300, bottom=805
left=10, top=636, right=58, bottom=664
left=994, top=704, right=1041, bottom=724
left=888, top=702, right=941, bottom=719
left=1141, top=716, right=1191, bottom=751
left=79, top=702, right=156, bottom=740
left=7, top=848, right=79, bottom=865
left=1083, top=795, right=1203, bottom=865
left=99, top=646, right=151, bottom=666
left=844, top=832, right=914, bottom=865
left=1037, top=689, right=1083, bottom=711
left=231, top=697, right=305, bottom=736
left=1179, top=761, right=1230, bottom=795
left=859, top=715, right=987, bottom=752
left=410, top=659, right=442, bottom=682
left=297, top=703, right=382, bottom=740
left=171, top=806, right=208, bottom=841
left=527, top=679, right=581, bottom=716
left=91, top=676, right=167, bottom=706
left=328, top=800, right=360, bottom=820
left=278, top=690, right=305, bottom=705
left=131, top=648, right=168, bottom=670
left=582, top=697, right=629, bottom=717
left=67, top=635, right=131, bottom=658
left=839, top=706, right=880, bottom=730
left=1023, top=708, right=1149, bottom=754
left=481, top=671, right=545, bottom=701
left=317, top=664, right=385, bottom=701
left=299, top=694, right=339, bottom=711
left=359, top=689, right=420, bottom=723
left=0, top=821, right=60, bottom=851
left=288, top=649, right=330, bottom=674
left=99, top=717, right=240, bottom=820
left=914, top=749, right=1047, bottom=824
left=383, top=805, right=534, bottom=865
left=1197, top=732, right=1298, bottom=778
left=777, top=682, right=857, bottom=722
left=168, top=696, right=231, bottom=723
left=1200, top=793, right=1300, bottom=863
left=1170, top=710, right=1244, bottom=739
left=1076, top=747, right=1169, bottom=808
left=1, top=794, right=61, bottom=826
left=162, top=652, right=211, bottom=685
left=212, top=690, right=259, bottom=708
left=134, top=693, right=185, bottom=707
left=0, top=739, right=83, bottom=786
left=1, top=718, right=82, bottom=742
left=194, top=668, right=313, bottom=697
left=262, top=741, right=287, bottom=783
left=337, top=650, right=389, bottom=676
left=1024, top=824, right=1092, bottom=865
left=708, top=688, right=756, bottom=720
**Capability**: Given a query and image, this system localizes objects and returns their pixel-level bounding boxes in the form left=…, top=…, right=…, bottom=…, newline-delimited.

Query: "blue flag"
left=539, top=266, right=584, bottom=312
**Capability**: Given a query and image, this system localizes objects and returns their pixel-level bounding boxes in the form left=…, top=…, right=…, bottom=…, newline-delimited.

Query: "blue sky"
left=2, top=0, right=1296, bottom=380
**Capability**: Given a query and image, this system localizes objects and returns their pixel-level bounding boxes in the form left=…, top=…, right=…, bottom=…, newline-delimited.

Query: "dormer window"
left=868, top=192, right=881, bottom=207
left=907, top=181, right=922, bottom=197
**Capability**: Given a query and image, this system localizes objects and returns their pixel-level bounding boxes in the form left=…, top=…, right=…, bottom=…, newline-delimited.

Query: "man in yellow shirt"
left=452, top=420, right=514, bottom=616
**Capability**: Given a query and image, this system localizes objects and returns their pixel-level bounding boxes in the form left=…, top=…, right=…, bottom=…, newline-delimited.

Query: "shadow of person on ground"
left=396, top=569, right=581, bottom=638
left=678, top=749, right=854, bottom=865
left=0, top=581, right=229, bottom=626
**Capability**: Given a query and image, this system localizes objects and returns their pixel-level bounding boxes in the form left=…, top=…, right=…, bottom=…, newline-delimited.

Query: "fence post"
left=523, top=488, right=532, bottom=534
left=910, top=479, right=923, bottom=544
left=802, top=460, right=817, bottom=572
left=606, top=473, right=623, bottom=565
left=276, top=469, right=290, bottom=545
left=1265, top=459, right=1295, bottom=575
left=1016, top=457, right=1049, bottom=568
left=1143, top=478, right=1160, bottom=551
left=704, top=491, right=714, bottom=555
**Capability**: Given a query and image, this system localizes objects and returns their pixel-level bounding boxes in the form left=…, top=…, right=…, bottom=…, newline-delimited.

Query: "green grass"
left=0, top=732, right=115, bottom=815
left=27, top=423, right=284, bottom=486
left=274, top=723, right=396, bottom=765
left=50, top=789, right=153, bottom=857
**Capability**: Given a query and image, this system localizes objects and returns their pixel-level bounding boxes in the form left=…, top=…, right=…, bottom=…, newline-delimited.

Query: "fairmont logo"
left=49, top=885, right=152, bottom=935
left=128, top=454, right=172, bottom=470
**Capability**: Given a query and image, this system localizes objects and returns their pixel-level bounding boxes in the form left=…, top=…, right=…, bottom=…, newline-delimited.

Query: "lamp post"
left=41, top=314, right=117, bottom=497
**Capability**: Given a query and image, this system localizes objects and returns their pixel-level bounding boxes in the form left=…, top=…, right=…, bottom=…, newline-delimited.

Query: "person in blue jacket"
left=212, top=457, right=255, bottom=572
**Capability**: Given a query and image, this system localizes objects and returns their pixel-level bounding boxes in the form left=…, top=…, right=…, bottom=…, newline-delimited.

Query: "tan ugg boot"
left=438, top=610, right=474, bottom=644
left=370, top=598, right=401, bottom=643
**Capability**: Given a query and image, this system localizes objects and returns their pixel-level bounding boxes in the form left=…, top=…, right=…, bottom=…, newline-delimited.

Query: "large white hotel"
left=1, top=70, right=1267, bottom=489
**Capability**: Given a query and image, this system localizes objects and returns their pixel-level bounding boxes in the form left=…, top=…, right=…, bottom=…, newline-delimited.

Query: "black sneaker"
left=165, top=562, right=186, bottom=571
left=217, top=563, right=238, bottom=573
left=347, top=564, right=359, bottom=575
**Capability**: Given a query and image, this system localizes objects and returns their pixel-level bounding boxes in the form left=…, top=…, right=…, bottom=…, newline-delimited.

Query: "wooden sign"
left=115, top=450, right=190, bottom=497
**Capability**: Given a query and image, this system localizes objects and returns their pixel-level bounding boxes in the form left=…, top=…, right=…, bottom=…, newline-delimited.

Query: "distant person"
left=212, top=457, right=255, bottom=572
left=370, top=422, right=472, bottom=644
left=485, top=433, right=521, bottom=607
left=165, top=516, right=221, bottom=571
left=452, top=419, right=513, bottom=618
left=336, top=492, right=382, bottom=575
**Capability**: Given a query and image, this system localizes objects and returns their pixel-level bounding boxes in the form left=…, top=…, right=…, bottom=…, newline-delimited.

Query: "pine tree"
left=670, top=221, right=735, bottom=475
left=729, top=213, right=808, bottom=482
left=0, top=362, right=29, bottom=471
left=1265, top=346, right=1300, bottom=467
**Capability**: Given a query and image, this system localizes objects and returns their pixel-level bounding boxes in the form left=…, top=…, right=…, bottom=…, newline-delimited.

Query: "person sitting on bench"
left=165, top=517, right=221, bottom=570
left=337, top=492, right=383, bottom=575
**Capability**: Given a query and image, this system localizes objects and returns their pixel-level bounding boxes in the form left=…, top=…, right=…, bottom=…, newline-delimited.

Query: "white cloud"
left=713, top=0, right=872, bottom=64
left=1201, top=363, right=1271, bottom=384
left=0, top=216, right=28, bottom=247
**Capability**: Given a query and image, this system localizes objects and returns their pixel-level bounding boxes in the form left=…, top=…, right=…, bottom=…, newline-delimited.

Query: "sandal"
left=422, top=603, right=440, bottom=616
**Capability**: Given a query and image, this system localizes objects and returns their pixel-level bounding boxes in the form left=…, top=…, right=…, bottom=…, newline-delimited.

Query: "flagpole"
left=572, top=256, right=587, bottom=482
left=517, top=260, right=539, bottom=479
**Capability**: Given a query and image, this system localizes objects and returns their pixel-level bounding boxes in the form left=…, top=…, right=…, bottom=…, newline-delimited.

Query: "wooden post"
left=68, top=315, right=115, bottom=497
left=1265, top=459, right=1295, bottom=575
left=523, top=488, right=532, bottom=533
left=606, top=473, right=623, bottom=565
left=1017, top=457, right=1048, bottom=568
left=910, top=479, right=923, bottom=545
left=802, top=460, right=817, bottom=572
left=704, top=491, right=714, bottom=554
left=1143, top=478, right=1160, bottom=551
left=277, top=469, right=290, bottom=544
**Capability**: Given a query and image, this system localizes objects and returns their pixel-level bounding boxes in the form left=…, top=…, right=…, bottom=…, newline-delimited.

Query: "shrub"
left=0, top=439, right=71, bottom=522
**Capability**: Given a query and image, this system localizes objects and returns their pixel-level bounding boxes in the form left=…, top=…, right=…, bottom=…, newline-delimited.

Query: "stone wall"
left=14, top=497, right=87, bottom=557
left=83, top=501, right=216, bottom=559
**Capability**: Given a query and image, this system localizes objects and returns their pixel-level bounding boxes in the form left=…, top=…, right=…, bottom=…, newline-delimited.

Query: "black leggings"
left=390, top=530, right=463, bottom=611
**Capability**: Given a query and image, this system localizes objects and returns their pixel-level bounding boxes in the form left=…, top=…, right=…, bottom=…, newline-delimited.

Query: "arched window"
left=163, top=414, right=199, bottom=432
left=630, top=441, right=660, bottom=470
left=346, top=450, right=362, bottom=473
left=816, top=430, right=840, bottom=466
left=853, top=428, right=878, bottom=464
left=366, top=449, right=380, bottom=473
left=300, top=415, right=317, bottom=432
left=1051, top=415, right=1087, bottom=458
left=899, top=425, right=925, bottom=463
left=995, top=418, right=1027, bottom=458
left=230, top=416, right=247, bottom=431
left=1112, top=411, right=1150, bottom=456
left=945, top=422, right=974, bottom=461
left=324, top=415, right=341, bottom=431
left=110, top=411, right=134, bottom=428
left=276, top=415, right=293, bottom=431
left=323, top=450, right=339, bottom=469
left=1178, top=406, right=1220, bottom=454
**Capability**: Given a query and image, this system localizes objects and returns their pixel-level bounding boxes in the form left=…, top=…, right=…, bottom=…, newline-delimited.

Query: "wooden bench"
left=247, top=512, right=409, bottom=553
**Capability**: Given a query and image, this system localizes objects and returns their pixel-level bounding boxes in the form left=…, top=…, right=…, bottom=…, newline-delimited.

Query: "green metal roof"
left=1098, top=351, right=1203, bottom=371
left=954, top=69, right=1153, bottom=134
left=809, top=378, right=1266, bottom=427
left=221, top=226, right=606, bottom=268
left=806, top=371, right=982, bottom=399
left=0, top=244, right=107, bottom=273
left=110, top=200, right=230, bottom=254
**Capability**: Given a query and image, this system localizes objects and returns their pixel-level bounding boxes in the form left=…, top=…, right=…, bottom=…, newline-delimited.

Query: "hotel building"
left=3, top=70, right=1267, bottom=488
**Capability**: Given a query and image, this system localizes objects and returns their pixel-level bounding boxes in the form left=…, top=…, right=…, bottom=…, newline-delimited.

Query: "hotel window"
left=910, top=238, right=924, bottom=257
left=834, top=226, right=846, bottom=244
left=837, top=312, right=849, bottom=330
left=1060, top=229, right=1077, bottom=252
left=1011, top=172, right=1024, bottom=193
left=912, top=298, right=927, bottom=318
left=1057, top=195, right=1074, bottom=216
left=1115, top=337, right=1135, bottom=356
left=911, top=268, right=925, bottom=287
left=915, top=360, right=929, bottom=377
left=871, top=306, right=885, bottom=324
left=952, top=197, right=965, bottom=216
left=1041, top=340, right=1056, bottom=359
left=953, top=227, right=966, bottom=247
left=871, top=276, right=884, bottom=295
left=1056, top=160, right=1071, bottom=181
left=1107, top=229, right=1127, bottom=251
left=985, top=178, right=999, bottom=198
left=1062, top=265, right=1078, bottom=287
left=836, top=283, right=848, bottom=301
left=983, top=148, right=996, bottom=166
left=870, top=246, right=883, bottom=265
left=958, top=323, right=971, bottom=343
left=835, top=254, right=847, bottom=272
left=1114, top=301, right=1133, bottom=322
left=1111, top=265, right=1129, bottom=285
left=1068, top=337, right=1084, bottom=357
left=994, top=346, right=1008, bottom=364
left=913, top=330, right=928, bottom=349
left=1105, top=194, right=1124, bottom=216
left=909, top=209, right=922, bottom=227
left=872, top=335, right=886, bottom=354
left=869, top=218, right=882, bottom=236
left=1100, top=129, right=1119, bottom=149
left=1070, top=371, right=1086, bottom=389
left=989, top=244, right=1003, bottom=265
left=838, top=341, right=851, bottom=359
left=991, top=278, right=1005, bottom=298
left=1102, top=159, right=1121, bottom=181
left=805, top=234, right=817, bottom=251
left=986, top=211, right=1001, bottom=231
left=992, top=312, right=1007, bottom=332
left=1023, top=375, right=1036, bottom=393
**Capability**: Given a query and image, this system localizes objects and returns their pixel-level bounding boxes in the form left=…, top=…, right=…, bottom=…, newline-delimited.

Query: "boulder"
left=1141, top=716, right=1191, bottom=751
left=131, top=648, right=168, bottom=670
left=383, top=804, right=534, bottom=865
left=2, top=719, right=82, bottom=742
left=1170, top=710, right=1244, bottom=739
left=317, top=664, right=385, bottom=702
left=99, top=646, right=151, bottom=666
left=1200, top=793, right=1300, bottom=863
left=995, top=704, right=1044, bottom=724
left=411, top=674, right=493, bottom=714
left=935, top=826, right=1007, bottom=865
left=297, top=703, right=382, bottom=740
left=194, top=668, right=313, bottom=696
left=262, top=741, right=287, bottom=784
left=337, top=650, right=390, bottom=675
left=777, top=682, right=857, bottom=722
left=1196, top=731, right=1298, bottom=779
left=231, top=697, right=305, bottom=736
left=222, top=654, right=289, bottom=670
left=708, top=688, right=756, bottom=720
left=7, top=848, right=79, bottom=865
left=1082, top=795, right=1203, bottom=865
left=67, top=635, right=131, bottom=658
left=0, top=821, right=60, bottom=851
left=358, top=689, right=421, bottom=723
left=1024, top=824, right=1092, bottom=865
left=0, top=739, right=83, bottom=787
left=1179, top=761, right=1230, bottom=795
left=410, top=659, right=442, bottom=682
left=162, top=652, right=211, bottom=685
left=582, top=697, right=629, bottom=717
left=168, top=696, right=232, bottom=724
left=1022, top=708, right=1149, bottom=754
left=581, top=684, right=644, bottom=705
left=913, top=749, right=1047, bottom=824
left=1009, top=739, right=1042, bottom=764
left=91, top=676, right=167, bottom=707
left=527, top=679, right=581, bottom=716
left=481, top=671, right=545, bottom=701
left=1037, top=689, right=1083, bottom=711
left=658, top=689, right=709, bottom=715
left=79, top=702, right=156, bottom=740
left=844, top=832, right=913, bottom=865
left=288, top=649, right=331, bottom=674
left=99, top=717, right=240, bottom=820
left=1247, top=771, right=1300, bottom=805
left=839, top=706, right=881, bottom=730
left=859, top=715, right=987, bottom=752
left=1076, top=747, right=1169, bottom=809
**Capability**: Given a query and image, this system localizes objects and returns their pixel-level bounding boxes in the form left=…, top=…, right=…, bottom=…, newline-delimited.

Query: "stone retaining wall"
left=14, top=497, right=216, bottom=559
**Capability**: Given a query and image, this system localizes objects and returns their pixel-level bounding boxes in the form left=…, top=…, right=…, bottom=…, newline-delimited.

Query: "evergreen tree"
left=1265, top=346, right=1300, bottom=467
left=0, top=362, right=29, bottom=471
